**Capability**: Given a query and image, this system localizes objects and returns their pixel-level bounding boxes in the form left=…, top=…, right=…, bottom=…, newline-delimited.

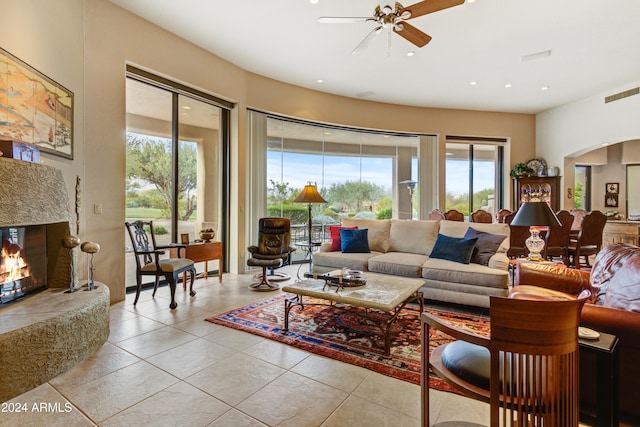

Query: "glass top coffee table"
left=281, top=270, right=425, bottom=356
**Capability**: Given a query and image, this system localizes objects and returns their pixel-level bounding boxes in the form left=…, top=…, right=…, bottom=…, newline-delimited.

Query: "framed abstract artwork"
left=0, top=47, right=74, bottom=159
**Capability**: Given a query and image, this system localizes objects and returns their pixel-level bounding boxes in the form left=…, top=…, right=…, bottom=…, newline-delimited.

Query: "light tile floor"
left=1, top=265, right=601, bottom=426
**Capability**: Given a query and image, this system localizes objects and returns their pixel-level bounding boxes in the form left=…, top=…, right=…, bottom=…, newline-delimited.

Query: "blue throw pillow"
left=430, top=234, right=478, bottom=264
left=340, top=228, right=370, bottom=253
left=464, top=228, right=507, bottom=266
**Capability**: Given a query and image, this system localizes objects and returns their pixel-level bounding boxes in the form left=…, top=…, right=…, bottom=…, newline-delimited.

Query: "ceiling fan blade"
left=318, top=16, right=371, bottom=24
left=400, top=0, right=465, bottom=19
left=352, top=26, right=383, bottom=55
left=393, top=21, right=432, bottom=47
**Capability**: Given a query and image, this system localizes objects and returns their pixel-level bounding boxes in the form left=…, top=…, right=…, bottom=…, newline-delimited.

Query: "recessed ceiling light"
left=541, top=86, right=550, bottom=91
left=505, top=83, right=512, bottom=88
left=317, top=79, right=324, bottom=83
left=467, top=0, right=476, bottom=3
left=470, top=81, right=477, bottom=86
left=182, top=105, right=191, bottom=110
left=310, top=0, right=318, bottom=4
left=324, top=131, right=331, bottom=135
left=407, top=51, right=415, bottom=57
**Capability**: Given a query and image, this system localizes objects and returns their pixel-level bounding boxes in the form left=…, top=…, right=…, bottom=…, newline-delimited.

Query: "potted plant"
left=510, top=162, right=535, bottom=178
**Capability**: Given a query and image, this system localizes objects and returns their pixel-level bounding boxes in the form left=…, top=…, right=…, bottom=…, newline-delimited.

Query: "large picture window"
left=445, top=138, right=506, bottom=219
left=249, top=112, right=423, bottom=262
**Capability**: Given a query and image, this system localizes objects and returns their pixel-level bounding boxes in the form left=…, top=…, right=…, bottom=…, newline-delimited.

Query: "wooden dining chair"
left=568, top=210, right=607, bottom=268
left=503, top=211, right=528, bottom=258
left=496, top=208, right=511, bottom=224
left=125, top=220, right=197, bottom=310
left=543, top=210, right=574, bottom=264
left=444, top=209, right=464, bottom=221
left=428, top=209, right=446, bottom=222
left=470, top=209, right=493, bottom=223
left=422, top=291, right=589, bottom=427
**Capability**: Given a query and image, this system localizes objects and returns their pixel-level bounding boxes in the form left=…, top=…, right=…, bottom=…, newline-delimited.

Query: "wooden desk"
left=170, top=241, right=223, bottom=287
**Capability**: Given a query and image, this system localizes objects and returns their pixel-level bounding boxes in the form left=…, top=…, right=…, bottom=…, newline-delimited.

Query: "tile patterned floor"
left=1, top=265, right=602, bottom=426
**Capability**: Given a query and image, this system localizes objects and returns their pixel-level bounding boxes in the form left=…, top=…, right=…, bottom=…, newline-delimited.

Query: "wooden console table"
left=170, top=241, right=223, bottom=287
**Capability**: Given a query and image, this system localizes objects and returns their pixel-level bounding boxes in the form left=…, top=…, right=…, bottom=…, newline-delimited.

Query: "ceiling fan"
left=319, top=0, right=465, bottom=54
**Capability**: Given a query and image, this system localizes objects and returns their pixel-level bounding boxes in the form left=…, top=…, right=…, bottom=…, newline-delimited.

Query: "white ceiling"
left=111, top=0, right=640, bottom=114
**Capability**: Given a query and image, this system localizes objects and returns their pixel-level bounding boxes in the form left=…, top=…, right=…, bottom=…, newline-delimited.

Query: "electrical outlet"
left=94, top=203, right=103, bottom=214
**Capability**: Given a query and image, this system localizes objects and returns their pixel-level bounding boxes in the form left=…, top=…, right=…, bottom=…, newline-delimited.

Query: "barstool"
left=247, top=258, right=282, bottom=291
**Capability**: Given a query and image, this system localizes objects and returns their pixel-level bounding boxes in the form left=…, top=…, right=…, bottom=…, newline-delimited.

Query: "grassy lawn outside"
left=126, top=207, right=164, bottom=218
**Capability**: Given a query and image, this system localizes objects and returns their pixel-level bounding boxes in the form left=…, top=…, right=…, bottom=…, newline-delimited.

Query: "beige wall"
left=4, top=0, right=540, bottom=304
left=537, top=80, right=640, bottom=210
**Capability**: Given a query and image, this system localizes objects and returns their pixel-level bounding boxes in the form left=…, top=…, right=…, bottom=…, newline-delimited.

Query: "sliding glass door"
left=125, top=75, right=228, bottom=288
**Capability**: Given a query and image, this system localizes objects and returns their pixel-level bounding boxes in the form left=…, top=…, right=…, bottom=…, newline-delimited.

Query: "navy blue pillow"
left=464, top=228, right=507, bottom=266
left=340, top=228, right=370, bottom=253
left=430, top=234, right=478, bottom=264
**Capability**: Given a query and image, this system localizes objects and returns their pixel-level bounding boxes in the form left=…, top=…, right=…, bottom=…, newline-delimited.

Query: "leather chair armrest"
left=513, top=262, right=591, bottom=296
left=247, top=245, right=259, bottom=254
left=581, top=304, right=640, bottom=347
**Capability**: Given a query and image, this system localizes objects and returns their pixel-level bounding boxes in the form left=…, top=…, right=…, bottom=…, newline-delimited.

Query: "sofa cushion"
left=342, top=219, right=391, bottom=253
left=438, top=220, right=510, bottom=257
left=329, top=225, right=357, bottom=251
left=340, top=228, right=370, bottom=253
left=422, top=258, right=510, bottom=289
left=367, top=252, right=428, bottom=277
left=464, top=227, right=507, bottom=266
left=388, top=219, right=440, bottom=255
left=430, top=234, right=478, bottom=264
left=312, top=250, right=381, bottom=272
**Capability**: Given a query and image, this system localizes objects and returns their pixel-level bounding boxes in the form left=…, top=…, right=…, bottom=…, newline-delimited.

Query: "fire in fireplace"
left=0, top=225, right=47, bottom=304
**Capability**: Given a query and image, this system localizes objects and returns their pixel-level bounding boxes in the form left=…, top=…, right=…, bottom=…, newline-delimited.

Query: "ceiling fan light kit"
left=319, top=0, right=465, bottom=54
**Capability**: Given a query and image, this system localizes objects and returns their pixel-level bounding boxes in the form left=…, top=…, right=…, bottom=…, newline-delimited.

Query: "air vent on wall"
left=605, top=87, right=640, bottom=104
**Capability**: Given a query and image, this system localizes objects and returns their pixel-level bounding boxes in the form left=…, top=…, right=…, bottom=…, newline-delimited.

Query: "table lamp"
left=293, top=183, right=327, bottom=246
left=510, top=201, right=561, bottom=261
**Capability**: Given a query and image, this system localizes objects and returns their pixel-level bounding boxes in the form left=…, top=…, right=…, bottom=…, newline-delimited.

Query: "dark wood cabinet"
left=512, top=176, right=562, bottom=212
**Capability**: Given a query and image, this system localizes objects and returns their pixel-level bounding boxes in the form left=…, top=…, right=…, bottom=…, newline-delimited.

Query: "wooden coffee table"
left=281, top=271, right=424, bottom=356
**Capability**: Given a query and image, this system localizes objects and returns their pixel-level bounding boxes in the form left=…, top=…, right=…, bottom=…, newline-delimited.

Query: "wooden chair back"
left=470, top=209, right=493, bottom=223
left=504, top=211, right=529, bottom=258
left=422, top=293, right=588, bottom=427
left=543, top=210, right=574, bottom=263
left=444, top=209, right=464, bottom=221
left=428, top=209, right=446, bottom=222
left=569, top=210, right=607, bottom=268
left=496, top=208, right=511, bottom=223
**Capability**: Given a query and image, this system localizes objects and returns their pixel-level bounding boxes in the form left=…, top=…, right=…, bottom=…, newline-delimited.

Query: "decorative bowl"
left=199, top=230, right=215, bottom=241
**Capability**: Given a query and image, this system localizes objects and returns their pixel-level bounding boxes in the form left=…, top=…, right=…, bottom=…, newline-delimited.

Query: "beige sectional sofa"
left=312, top=218, right=511, bottom=308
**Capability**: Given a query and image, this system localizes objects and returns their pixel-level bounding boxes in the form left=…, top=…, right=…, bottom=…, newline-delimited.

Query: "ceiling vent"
left=605, top=87, right=640, bottom=104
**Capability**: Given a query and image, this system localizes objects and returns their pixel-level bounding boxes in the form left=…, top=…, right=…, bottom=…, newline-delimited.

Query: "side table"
left=170, top=240, right=223, bottom=288
left=295, top=241, right=322, bottom=278
left=579, top=330, right=619, bottom=427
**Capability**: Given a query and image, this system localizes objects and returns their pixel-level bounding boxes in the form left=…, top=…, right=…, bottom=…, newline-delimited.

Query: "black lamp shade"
left=510, top=202, right=561, bottom=227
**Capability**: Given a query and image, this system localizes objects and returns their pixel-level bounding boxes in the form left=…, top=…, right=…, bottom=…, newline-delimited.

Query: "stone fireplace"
left=0, top=157, right=109, bottom=401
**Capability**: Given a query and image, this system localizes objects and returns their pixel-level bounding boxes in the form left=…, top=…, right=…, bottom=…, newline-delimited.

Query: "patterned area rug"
left=205, top=294, right=490, bottom=391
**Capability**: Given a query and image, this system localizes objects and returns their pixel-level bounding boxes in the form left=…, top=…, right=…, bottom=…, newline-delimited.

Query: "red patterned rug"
left=205, top=294, right=490, bottom=391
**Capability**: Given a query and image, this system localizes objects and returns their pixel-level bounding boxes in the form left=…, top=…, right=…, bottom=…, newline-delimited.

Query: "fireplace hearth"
left=0, top=157, right=109, bottom=402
